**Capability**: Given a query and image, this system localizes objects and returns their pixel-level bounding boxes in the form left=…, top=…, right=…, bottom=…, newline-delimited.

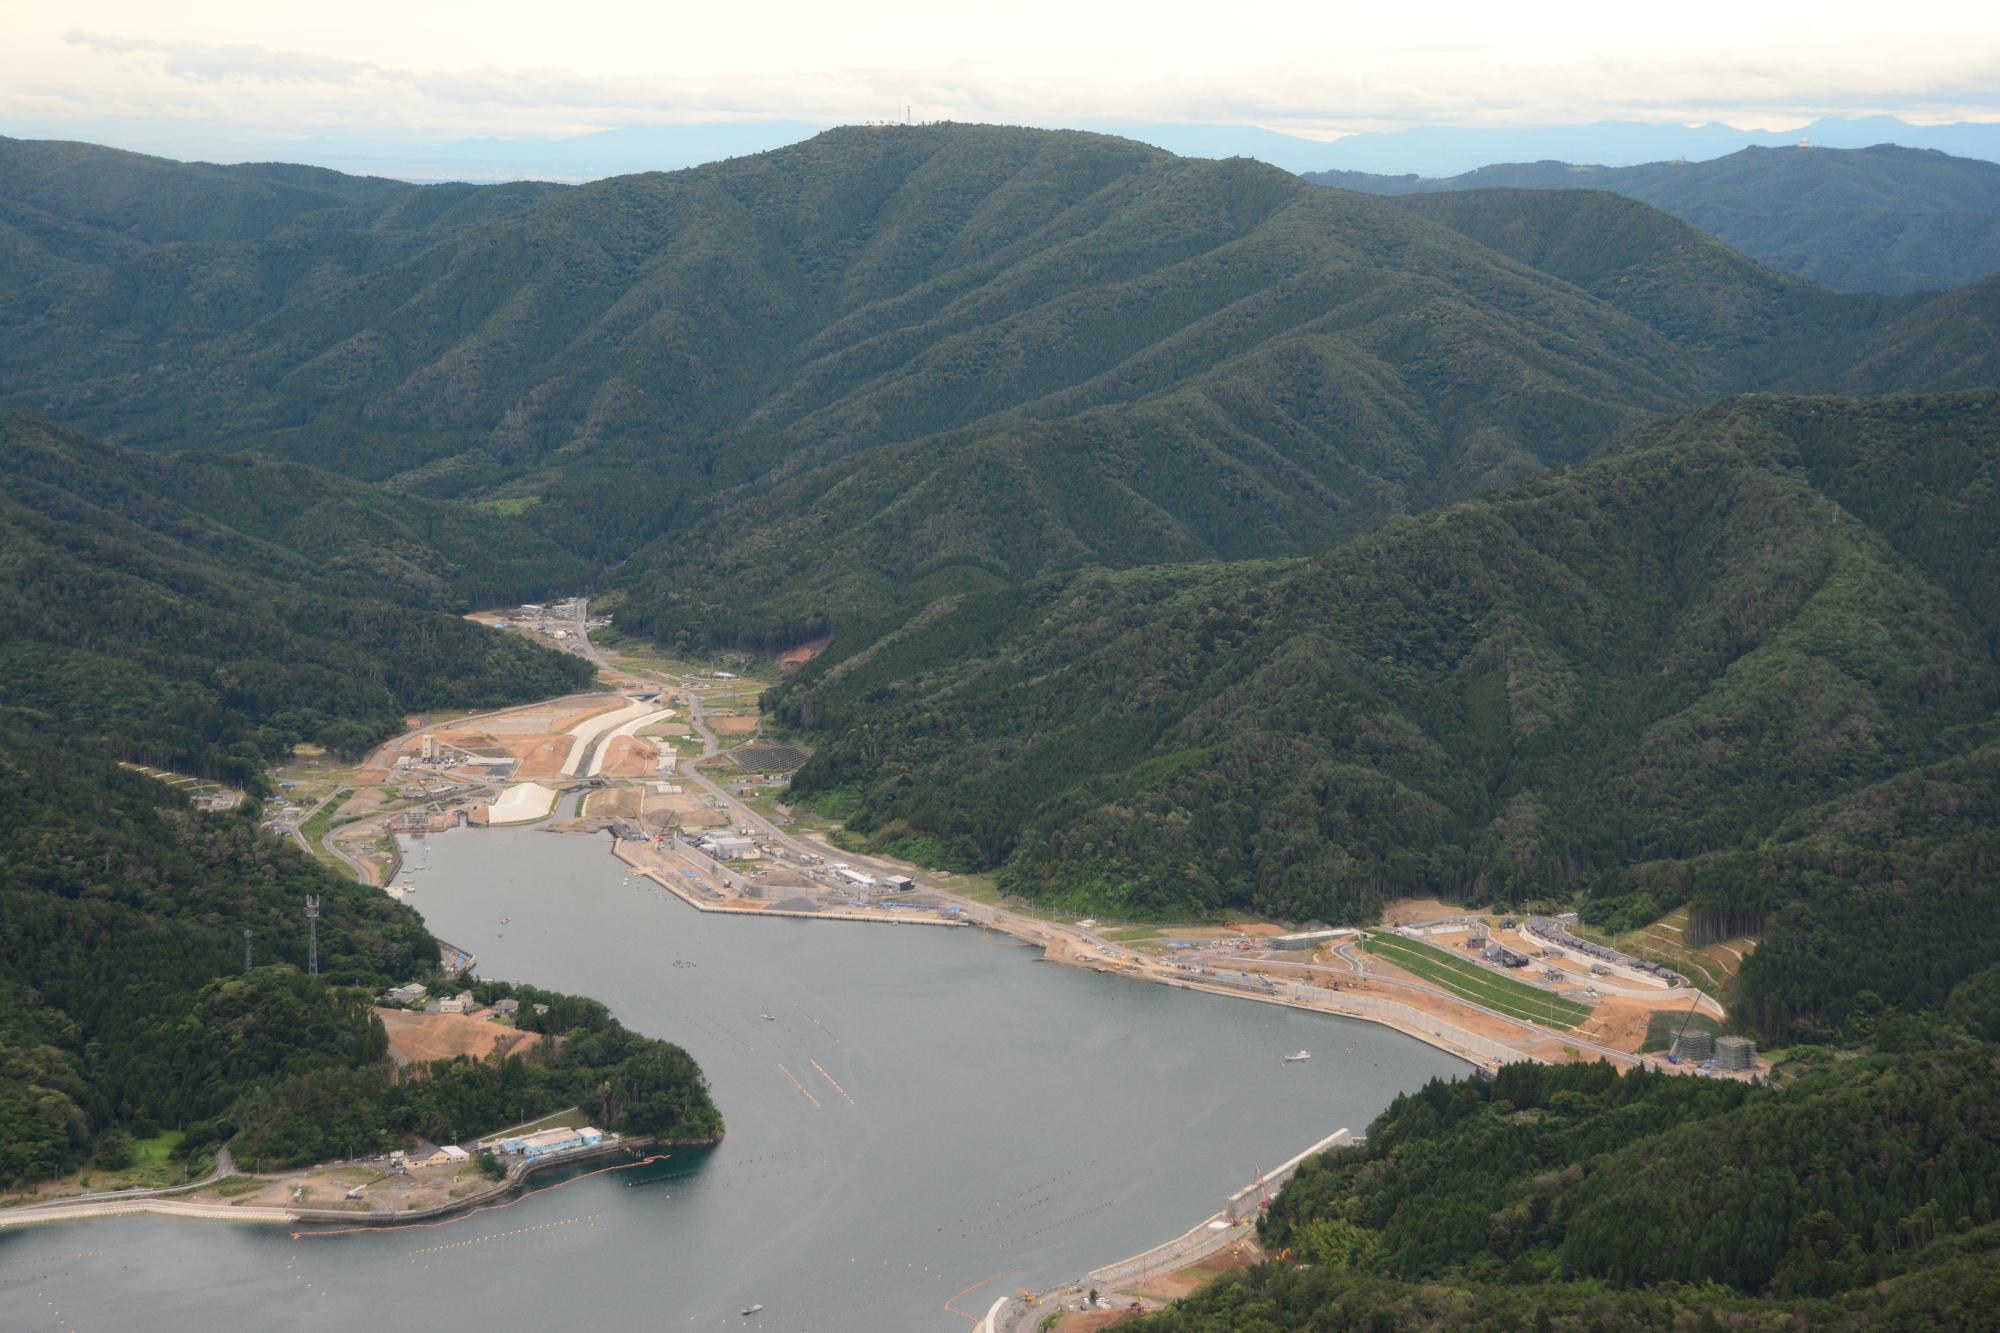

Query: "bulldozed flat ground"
left=374, top=1008, right=543, bottom=1066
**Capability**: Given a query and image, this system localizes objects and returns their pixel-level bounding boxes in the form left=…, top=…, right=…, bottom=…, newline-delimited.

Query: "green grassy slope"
left=1310, top=143, right=2000, bottom=294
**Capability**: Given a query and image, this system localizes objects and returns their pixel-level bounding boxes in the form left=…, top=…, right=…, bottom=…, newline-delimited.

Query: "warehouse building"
left=499, top=1126, right=605, bottom=1159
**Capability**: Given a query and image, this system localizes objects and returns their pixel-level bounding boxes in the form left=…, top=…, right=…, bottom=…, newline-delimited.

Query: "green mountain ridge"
left=1308, top=143, right=2000, bottom=294
left=0, top=411, right=592, bottom=781
left=1144, top=1033, right=2000, bottom=1329
left=774, top=391, right=2000, bottom=1035
left=0, top=407, right=719, bottom=1188
left=5, top=126, right=1994, bottom=651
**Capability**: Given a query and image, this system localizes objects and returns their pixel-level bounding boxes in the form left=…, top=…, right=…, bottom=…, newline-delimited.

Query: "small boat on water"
left=741, top=1304, right=764, bottom=1316
left=759, top=1013, right=775, bottom=1021
left=1284, top=1050, right=1311, bottom=1063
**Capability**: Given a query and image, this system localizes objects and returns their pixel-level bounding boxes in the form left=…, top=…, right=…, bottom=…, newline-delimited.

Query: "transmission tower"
left=305, top=895, right=321, bottom=977
left=243, top=929, right=253, bottom=973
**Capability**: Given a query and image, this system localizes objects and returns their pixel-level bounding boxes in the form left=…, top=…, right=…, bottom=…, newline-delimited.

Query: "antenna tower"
left=243, top=929, right=253, bottom=973
left=305, top=895, right=321, bottom=976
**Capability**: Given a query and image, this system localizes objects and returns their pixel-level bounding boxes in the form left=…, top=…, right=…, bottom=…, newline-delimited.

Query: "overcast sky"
left=6, top=1, right=1999, bottom=152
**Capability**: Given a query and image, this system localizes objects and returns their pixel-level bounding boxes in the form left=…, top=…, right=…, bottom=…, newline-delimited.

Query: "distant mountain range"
left=8, top=113, right=2000, bottom=184
left=1240, top=114, right=2000, bottom=177
left=1308, top=144, right=2000, bottom=295
left=9, top=127, right=1996, bottom=651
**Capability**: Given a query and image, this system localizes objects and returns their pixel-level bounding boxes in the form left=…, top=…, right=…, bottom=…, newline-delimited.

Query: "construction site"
left=305, top=598, right=1766, bottom=1087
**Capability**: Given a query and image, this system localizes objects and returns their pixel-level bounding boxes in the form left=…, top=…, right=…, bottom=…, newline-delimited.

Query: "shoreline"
left=609, top=832, right=1525, bottom=1074
left=0, top=1133, right=721, bottom=1235
left=611, top=837, right=969, bottom=928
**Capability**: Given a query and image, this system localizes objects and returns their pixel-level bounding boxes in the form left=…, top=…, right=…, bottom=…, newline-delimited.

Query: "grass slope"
left=1360, top=934, right=1589, bottom=1028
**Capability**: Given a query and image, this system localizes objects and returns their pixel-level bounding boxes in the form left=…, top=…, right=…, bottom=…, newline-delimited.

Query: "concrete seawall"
left=614, top=839, right=967, bottom=928
left=1155, top=973, right=1535, bottom=1070
left=986, top=1129, right=1356, bottom=1332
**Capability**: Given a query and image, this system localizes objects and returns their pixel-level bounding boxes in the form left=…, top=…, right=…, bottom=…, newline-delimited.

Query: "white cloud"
left=6, top=4, right=1999, bottom=145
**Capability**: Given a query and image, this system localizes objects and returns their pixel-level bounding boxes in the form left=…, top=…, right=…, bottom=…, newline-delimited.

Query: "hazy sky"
left=7, top=1, right=2000, bottom=149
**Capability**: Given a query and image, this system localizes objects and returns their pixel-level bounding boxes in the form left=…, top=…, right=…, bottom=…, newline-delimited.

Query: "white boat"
left=1284, top=1050, right=1311, bottom=1063
left=741, top=1304, right=764, bottom=1315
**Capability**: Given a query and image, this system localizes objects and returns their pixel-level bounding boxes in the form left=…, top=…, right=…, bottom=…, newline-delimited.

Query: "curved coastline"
left=0, top=1132, right=723, bottom=1235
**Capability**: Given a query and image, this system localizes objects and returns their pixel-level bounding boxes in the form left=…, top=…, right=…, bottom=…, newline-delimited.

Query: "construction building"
left=499, top=1126, right=605, bottom=1159
left=1670, top=1028, right=1715, bottom=1062
left=1715, top=1035, right=1757, bottom=1071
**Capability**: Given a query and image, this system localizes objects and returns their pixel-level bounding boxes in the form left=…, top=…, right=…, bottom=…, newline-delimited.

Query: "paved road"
left=0, top=1147, right=240, bottom=1229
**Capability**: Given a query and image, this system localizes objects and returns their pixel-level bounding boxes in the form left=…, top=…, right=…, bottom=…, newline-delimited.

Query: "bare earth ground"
left=1052, top=1309, right=1148, bottom=1331
left=374, top=1008, right=542, bottom=1066
left=776, top=637, right=830, bottom=671
left=709, top=714, right=759, bottom=735
left=365, top=698, right=630, bottom=781
left=598, top=735, right=658, bottom=777
left=1380, top=896, right=1469, bottom=925
left=191, top=1158, right=494, bottom=1214
left=1126, top=1237, right=1265, bottom=1302
left=651, top=792, right=728, bottom=827
left=585, top=788, right=641, bottom=818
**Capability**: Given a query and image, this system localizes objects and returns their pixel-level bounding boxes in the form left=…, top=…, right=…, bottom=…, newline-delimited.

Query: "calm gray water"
left=0, top=826, right=1464, bottom=1331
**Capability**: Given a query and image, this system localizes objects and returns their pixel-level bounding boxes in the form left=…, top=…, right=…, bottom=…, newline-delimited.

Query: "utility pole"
left=242, top=929, right=253, bottom=973
left=306, top=895, right=320, bottom=977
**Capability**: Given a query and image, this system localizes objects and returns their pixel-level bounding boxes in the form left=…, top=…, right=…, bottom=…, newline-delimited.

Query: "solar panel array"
left=727, top=741, right=810, bottom=773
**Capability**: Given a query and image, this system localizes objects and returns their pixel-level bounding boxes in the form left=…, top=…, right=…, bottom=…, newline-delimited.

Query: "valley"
left=4, top=116, right=1999, bottom=1331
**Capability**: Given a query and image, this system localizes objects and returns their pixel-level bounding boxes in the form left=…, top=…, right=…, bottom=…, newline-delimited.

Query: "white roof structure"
left=485, top=782, right=557, bottom=825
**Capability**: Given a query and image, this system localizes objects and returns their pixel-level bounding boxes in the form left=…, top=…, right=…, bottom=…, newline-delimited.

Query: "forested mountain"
left=0, top=412, right=592, bottom=783
left=0, top=404, right=716, bottom=1185
left=1308, top=144, right=2000, bottom=294
left=4, top=125, right=1996, bottom=650
left=0, top=137, right=562, bottom=282
left=0, top=730, right=718, bottom=1185
left=774, top=392, right=2000, bottom=1037
left=1145, top=1019, right=2000, bottom=1330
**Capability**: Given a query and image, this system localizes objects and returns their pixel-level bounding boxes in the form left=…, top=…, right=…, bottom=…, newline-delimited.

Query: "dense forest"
left=0, top=406, right=714, bottom=1188
left=0, top=412, right=593, bottom=784
left=1140, top=973, right=2000, bottom=1330
left=0, top=728, right=720, bottom=1186
left=4, top=126, right=1999, bottom=654
left=1309, top=142, right=2000, bottom=295
left=774, top=392, right=2000, bottom=1040
left=5, top=130, right=2000, bottom=1318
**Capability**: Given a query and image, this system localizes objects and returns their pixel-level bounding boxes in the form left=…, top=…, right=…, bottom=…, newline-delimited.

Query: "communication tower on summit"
left=306, top=895, right=321, bottom=976
left=243, top=928, right=253, bottom=973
